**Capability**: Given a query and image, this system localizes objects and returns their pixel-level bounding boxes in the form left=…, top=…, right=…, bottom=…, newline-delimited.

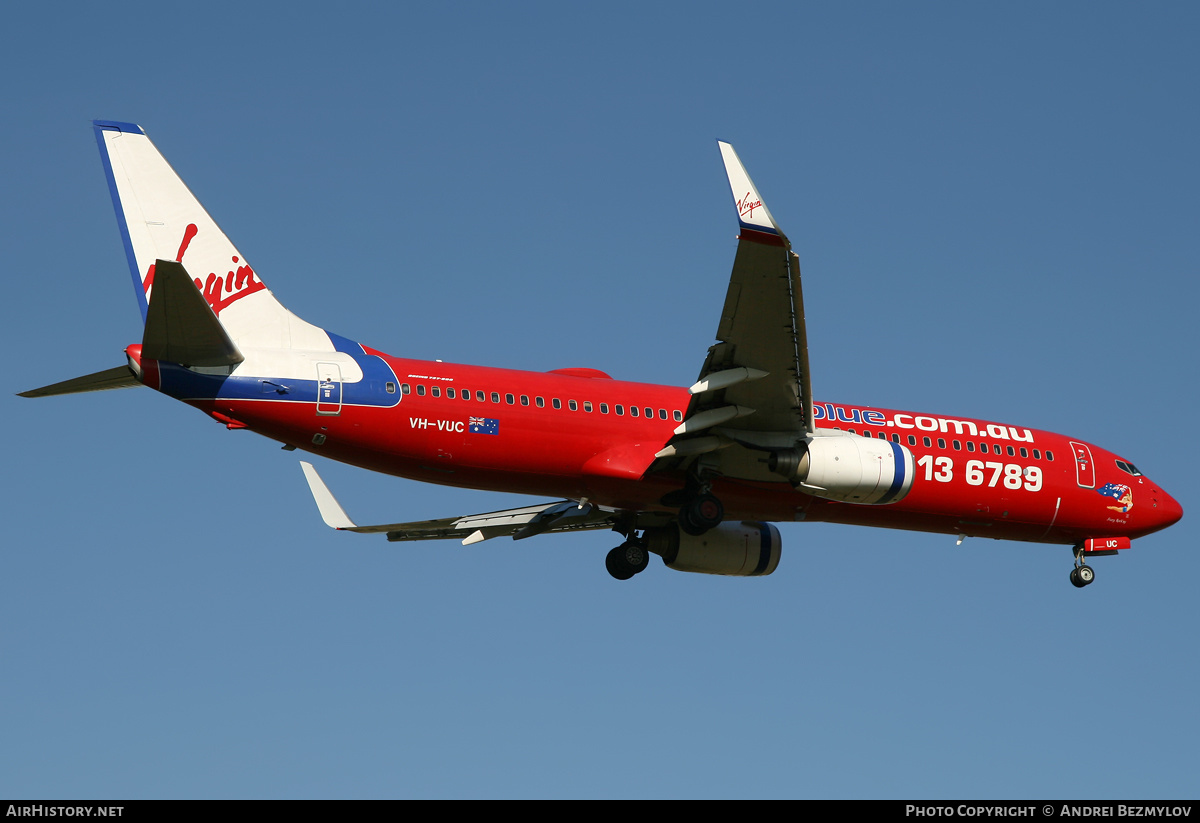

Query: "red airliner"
left=22, top=122, right=1182, bottom=587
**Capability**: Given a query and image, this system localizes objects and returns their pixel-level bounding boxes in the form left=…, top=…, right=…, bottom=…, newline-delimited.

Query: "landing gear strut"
left=1070, top=544, right=1095, bottom=588
left=679, top=492, right=724, bottom=536
left=606, top=538, right=650, bottom=580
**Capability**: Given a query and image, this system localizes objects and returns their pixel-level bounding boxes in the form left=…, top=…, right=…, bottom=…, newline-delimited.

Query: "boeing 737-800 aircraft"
left=21, top=121, right=1183, bottom=587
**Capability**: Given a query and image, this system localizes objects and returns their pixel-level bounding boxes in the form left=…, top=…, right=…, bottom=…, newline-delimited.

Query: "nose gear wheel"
left=1069, top=544, right=1096, bottom=588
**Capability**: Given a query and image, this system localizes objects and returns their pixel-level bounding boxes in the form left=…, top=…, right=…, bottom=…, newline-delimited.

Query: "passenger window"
left=553, top=398, right=562, bottom=410
left=953, top=440, right=961, bottom=450
left=878, top=432, right=887, bottom=439
left=673, top=410, right=683, bottom=422
left=490, top=392, right=499, bottom=403
left=967, top=442, right=975, bottom=452
left=861, top=429, right=870, bottom=437
left=505, top=393, right=514, bottom=405
left=644, top=407, right=653, bottom=418
left=937, top=438, right=946, bottom=449
left=416, top=385, right=426, bottom=396
left=891, top=434, right=900, bottom=443
left=520, top=395, right=529, bottom=406
left=923, top=436, right=931, bottom=447
left=446, top=388, right=455, bottom=399
left=616, top=404, right=625, bottom=416
left=1033, top=449, right=1041, bottom=459
left=462, top=388, right=470, bottom=401
left=1046, top=450, right=1054, bottom=461
left=475, top=390, right=485, bottom=402
left=658, top=409, right=667, bottom=420
left=536, top=396, right=545, bottom=408
left=1006, top=445, right=1015, bottom=456
left=1020, top=447, right=1028, bottom=458
left=600, top=403, right=609, bottom=414
left=584, top=401, right=593, bottom=413
left=569, top=400, right=578, bottom=411
left=631, top=406, right=639, bottom=417
left=401, top=383, right=411, bottom=395
left=431, top=387, right=440, bottom=397
left=386, top=382, right=396, bottom=394
left=907, top=435, right=916, bottom=446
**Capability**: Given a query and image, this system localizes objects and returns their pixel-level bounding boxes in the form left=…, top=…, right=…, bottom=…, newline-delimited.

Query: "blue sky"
left=2, top=2, right=1197, bottom=799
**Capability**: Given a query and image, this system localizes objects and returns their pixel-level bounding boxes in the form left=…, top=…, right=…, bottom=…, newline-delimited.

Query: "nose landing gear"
left=1069, top=565, right=1095, bottom=587
left=1070, top=544, right=1095, bottom=588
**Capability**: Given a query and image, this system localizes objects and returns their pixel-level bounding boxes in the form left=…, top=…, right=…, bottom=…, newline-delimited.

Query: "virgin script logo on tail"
left=141, top=224, right=267, bottom=316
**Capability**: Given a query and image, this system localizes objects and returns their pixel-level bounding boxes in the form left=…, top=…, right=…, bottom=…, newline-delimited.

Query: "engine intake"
left=647, top=521, right=781, bottom=577
left=769, top=432, right=914, bottom=505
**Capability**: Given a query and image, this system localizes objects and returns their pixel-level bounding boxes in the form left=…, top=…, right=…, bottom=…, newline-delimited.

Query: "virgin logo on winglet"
left=737, top=192, right=763, bottom=219
left=141, top=223, right=267, bottom=316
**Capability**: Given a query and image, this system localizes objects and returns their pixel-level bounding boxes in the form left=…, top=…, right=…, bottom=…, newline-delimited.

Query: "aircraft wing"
left=300, top=462, right=620, bottom=544
left=652, top=143, right=813, bottom=475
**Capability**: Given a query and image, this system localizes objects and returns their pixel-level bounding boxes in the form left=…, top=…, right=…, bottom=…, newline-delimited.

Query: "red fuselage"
left=178, top=347, right=1183, bottom=548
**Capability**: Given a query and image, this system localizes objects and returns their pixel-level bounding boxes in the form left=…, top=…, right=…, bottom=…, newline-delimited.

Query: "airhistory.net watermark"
left=6, top=807, right=123, bottom=817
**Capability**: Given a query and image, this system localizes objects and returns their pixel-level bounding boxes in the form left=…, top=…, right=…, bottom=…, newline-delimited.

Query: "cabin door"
left=1069, top=440, right=1095, bottom=488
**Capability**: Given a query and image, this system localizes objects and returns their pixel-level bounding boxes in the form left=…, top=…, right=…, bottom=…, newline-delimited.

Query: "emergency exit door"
left=316, top=363, right=342, bottom=415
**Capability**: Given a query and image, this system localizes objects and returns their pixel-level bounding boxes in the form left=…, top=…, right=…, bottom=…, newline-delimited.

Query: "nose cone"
left=1148, top=484, right=1183, bottom=533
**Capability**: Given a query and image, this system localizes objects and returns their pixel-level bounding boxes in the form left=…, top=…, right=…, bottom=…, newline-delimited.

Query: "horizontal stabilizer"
left=18, top=365, right=139, bottom=398
left=142, top=260, right=244, bottom=367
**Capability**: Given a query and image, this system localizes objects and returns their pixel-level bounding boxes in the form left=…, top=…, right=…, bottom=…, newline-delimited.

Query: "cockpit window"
left=1115, top=459, right=1143, bottom=477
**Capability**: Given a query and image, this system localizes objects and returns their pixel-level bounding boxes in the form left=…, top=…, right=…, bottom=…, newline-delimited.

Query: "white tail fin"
left=94, top=120, right=327, bottom=351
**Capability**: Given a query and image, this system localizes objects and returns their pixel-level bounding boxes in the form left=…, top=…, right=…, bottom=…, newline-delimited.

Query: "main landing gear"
left=678, top=492, right=723, bottom=536
left=606, top=538, right=650, bottom=581
left=659, top=477, right=725, bottom=537
left=1070, top=544, right=1095, bottom=589
left=607, top=484, right=727, bottom=579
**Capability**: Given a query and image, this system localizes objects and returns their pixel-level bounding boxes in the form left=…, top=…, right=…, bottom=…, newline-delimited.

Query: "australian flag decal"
left=1097, top=482, right=1133, bottom=512
left=469, top=417, right=500, bottom=435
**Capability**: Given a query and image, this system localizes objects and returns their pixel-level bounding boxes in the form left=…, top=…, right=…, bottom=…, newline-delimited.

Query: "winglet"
left=300, top=461, right=358, bottom=529
left=717, top=141, right=783, bottom=238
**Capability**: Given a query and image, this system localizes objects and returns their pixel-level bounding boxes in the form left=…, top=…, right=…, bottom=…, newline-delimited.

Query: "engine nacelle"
left=647, top=522, right=781, bottom=577
left=769, top=432, right=914, bottom=505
